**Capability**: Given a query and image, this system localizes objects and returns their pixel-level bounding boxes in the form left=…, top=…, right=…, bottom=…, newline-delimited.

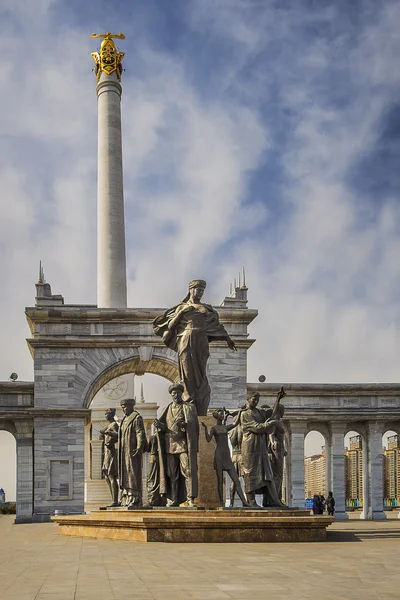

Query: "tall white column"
left=289, top=422, right=306, bottom=508
left=14, top=421, right=34, bottom=523
left=330, top=422, right=348, bottom=520
left=366, top=421, right=386, bottom=520
left=96, top=71, right=127, bottom=308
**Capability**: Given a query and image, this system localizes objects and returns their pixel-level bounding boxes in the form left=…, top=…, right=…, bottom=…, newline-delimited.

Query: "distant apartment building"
left=383, top=434, right=400, bottom=504
left=345, top=435, right=363, bottom=505
left=304, top=447, right=326, bottom=498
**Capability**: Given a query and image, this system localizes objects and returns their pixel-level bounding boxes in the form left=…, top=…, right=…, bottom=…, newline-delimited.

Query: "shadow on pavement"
left=327, top=528, right=400, bottom=542
left=327, top=530, right=362, bottom=542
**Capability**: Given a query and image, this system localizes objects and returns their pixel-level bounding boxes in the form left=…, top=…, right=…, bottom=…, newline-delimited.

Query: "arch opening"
left=84, top=354, right=180, bottom=409
left=344, top=430, right=364, bottom=511
left=0, top=430, right=16, bottom=509
left=85, top=368, right=176, bottom=512
left=304, top=431, right=327, bottom=504
left=382, top=430, right=399, bottom=510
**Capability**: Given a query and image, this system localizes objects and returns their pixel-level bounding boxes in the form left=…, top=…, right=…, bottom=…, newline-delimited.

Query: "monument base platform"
left=52, top=508, right=334, bottom=543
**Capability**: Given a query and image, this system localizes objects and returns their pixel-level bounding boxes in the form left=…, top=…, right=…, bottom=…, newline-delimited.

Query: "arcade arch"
left=0, top=429, right=16, bottom=505
left=83, top=353, right=180, bottom=409
left=382, top=429, right=399, bottom=510
left=304, top=430, right=327, bottom=500
left=344, top=429, right=364, bottom=511
left=84, top=358, right=179, bottom=511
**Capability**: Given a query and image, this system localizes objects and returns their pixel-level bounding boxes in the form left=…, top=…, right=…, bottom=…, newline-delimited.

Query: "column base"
left=367, top=510, right=387, bottom=520
left=14, top=516, right=33, bottom=524
left=333, top=511, right=348, bottom=520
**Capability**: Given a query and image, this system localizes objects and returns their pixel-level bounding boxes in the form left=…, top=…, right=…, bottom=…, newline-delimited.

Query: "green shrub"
left=0, top=503, right=16, bottom=515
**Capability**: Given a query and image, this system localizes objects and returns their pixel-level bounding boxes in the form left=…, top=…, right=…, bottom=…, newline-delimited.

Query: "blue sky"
left=1, top=0, right=400, bottom=495
left=2, top=0, right=400, bottom=381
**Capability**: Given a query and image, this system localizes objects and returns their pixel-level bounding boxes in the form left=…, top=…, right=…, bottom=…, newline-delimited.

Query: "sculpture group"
left=100, top=280, right=288, bottom=509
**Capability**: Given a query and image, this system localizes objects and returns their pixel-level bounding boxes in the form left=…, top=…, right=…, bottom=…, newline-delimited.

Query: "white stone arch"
left=382, top=425, right=400, bottom=510
left=344, top=425, right=365, bottom=515
left=0, top=420, right=34, bottom=523
left=383, top=422, right=400, bottom=437
left=81, top=346, right=180, bottom=409
left=0, top=420, right=17, bottom=438
left=0, top=425, right=16, bottom=512
left=81, top=347, right=180, bottom=510
left=304, top=423, right=330, bottom=500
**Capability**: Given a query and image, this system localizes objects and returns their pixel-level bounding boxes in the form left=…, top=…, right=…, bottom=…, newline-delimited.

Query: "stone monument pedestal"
left=52, top=508, right=334, bottom=543
left=196, top=416, right=220, bottom=508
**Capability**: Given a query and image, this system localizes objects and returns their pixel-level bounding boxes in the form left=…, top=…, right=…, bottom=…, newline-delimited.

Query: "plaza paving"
left=0, top=514, right=399, bottom=600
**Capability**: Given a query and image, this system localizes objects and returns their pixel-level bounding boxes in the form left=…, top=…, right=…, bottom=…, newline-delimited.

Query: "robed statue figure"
left=239, top=391, right=286, bottom=508
left=153, top=279, right=236, bottom=416
left=118, top=397, right=147, bottom=507
left=154, top=383, right=199, bottom=507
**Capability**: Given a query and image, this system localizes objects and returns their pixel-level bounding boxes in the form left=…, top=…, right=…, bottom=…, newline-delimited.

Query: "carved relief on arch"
left=82, top=347, right=180, bottom=408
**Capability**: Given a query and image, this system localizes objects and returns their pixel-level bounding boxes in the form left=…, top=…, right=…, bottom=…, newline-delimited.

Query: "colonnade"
left=286, top=420, right=392, bottom=520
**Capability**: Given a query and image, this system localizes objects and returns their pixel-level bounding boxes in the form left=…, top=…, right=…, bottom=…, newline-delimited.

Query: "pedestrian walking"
left=326, top=491, right=335, bottom=516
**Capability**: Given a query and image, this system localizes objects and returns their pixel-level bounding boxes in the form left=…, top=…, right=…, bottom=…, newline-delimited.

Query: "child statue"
left=202, top=408, right=249, bottom=507
left=99, top=408, right=119, bottom=507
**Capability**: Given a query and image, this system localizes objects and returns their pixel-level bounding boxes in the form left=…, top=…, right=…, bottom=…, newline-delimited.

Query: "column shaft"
left=289, top=423, right=306, bottom=508
left=14, top=421, right=34, bottom=523
left=366, top=421, right=386, bottom=520
left=97, top=75, right=127, bottom=308
left=330, top=422, right=348, bottom=520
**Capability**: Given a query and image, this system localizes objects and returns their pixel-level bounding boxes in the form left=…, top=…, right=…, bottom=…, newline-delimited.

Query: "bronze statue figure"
left=146, top=434, right=167, bottom=507
left=99, top=408, right=119, bottom=507
left=268, top=403, right=287, bottom=501
left=153, top=280, right=236, bottom=416
left=262, top=387, right=287, bottom=502
left=118, top=398, right=147, bottom=507
left=228, top=416, right=244, bottom=507
left=154, top=383, right=199, bottom=507
left=240, top=391, right=286, bottom=508
left=202, top=408, right=249, bottom=507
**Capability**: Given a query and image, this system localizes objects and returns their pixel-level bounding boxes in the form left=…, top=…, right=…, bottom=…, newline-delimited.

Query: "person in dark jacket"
left=326, top=491, right=335, bottom=516
left=312, top=494, right=322, bottom=515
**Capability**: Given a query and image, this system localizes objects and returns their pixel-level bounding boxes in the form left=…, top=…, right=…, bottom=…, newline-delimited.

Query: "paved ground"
left=0, top=515, right=399, bottom=600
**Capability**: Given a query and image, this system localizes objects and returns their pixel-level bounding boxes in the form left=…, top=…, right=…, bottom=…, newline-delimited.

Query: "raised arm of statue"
left=241, top=412, right=278, bottom=435
left=201, top=422, right=214, bottom=443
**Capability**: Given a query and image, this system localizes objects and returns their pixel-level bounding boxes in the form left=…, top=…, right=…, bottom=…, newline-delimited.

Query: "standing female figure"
left=153, top=280, right=236, bottom=416
left=202, top=408, right=249, bottom=507
left=99, top=408, right=119, bottom=507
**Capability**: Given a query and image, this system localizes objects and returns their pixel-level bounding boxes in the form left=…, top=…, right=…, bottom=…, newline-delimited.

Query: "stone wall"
left=33, top=417, right=85, bottom=520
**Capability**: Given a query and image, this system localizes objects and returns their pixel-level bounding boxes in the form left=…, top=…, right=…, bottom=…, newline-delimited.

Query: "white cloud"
left=1, top=0, right=400, bottom=488
left=1, top=1, right=400, bottom=389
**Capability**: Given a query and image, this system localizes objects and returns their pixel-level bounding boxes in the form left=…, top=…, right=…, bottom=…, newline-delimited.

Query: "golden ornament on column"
left=91, top=32, right=125, bottom=81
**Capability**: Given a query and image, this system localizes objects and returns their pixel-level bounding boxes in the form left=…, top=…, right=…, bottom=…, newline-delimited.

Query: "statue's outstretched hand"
left=227, top=337, right=237, bottom=351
